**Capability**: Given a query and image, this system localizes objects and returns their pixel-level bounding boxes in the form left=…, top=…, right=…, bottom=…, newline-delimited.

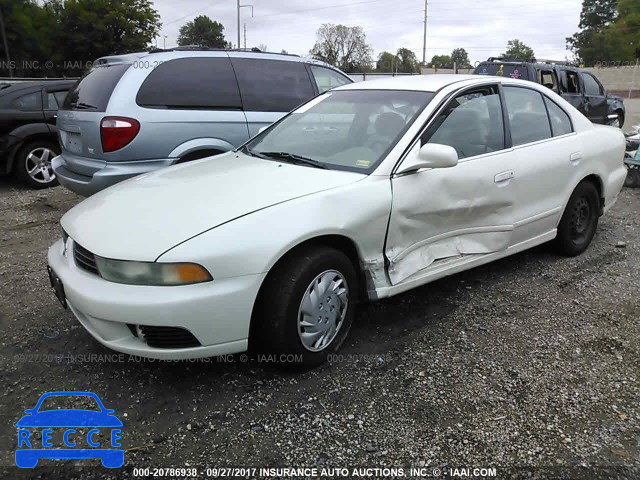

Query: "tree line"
left=0, top=0, right=160, bottom=77
left=567, top=0, right=640, bottom=66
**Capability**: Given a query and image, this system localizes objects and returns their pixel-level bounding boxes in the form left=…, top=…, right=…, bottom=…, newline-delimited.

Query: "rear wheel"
left=554, top=181, right=600, bottom=256
left=13, top=139, right=60, bottom=189
left=252, top=246, right=358, bottom=368
left=624, top=165, right=640, bottom=188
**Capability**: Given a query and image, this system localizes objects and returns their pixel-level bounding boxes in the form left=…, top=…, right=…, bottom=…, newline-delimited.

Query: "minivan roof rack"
left=147, top=46, right=300, bottom=57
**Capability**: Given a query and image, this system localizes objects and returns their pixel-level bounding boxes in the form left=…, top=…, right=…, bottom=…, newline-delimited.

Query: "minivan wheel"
left=554, top=181, right=600, bottom=256
left=14, top=140, right=59, bottom=188
left=253, top=246, right=358, bottom=368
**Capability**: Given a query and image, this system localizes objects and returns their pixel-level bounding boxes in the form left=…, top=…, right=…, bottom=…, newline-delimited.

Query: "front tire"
left=554, top=181, right=600, bottom=256
left=253, top=246, right=358, bottom=368
left=13, top=139, right=60, bottom=189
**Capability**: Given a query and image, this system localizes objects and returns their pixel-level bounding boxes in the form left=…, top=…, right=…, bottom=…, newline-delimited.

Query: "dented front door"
left=384, top=85, right=516, bottom=285
left=385, top=150, right=516, bottom=285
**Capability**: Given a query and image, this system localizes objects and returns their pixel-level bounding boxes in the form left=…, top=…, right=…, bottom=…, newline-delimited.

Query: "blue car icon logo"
left=15, top=391, right=123, bottom=468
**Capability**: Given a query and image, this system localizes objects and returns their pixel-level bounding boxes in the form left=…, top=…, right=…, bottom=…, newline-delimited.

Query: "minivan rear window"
left=474, top=63, right=530, bottom=80
left=63, top=64, right=130, bottom=111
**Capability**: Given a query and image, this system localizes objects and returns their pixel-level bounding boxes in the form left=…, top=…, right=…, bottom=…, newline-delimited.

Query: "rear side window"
left=310, top=65, right=352, bottom=93
left=475, top=63, right=530, bottom=80
left=63, top=64, right=130, bottom=111
left=543, top=97, right=573, bottom=136
left=231, top=58, right=315, bottom=112
left=503, top=86, right=552, bottom=146
left=560, top=70, right=580, bottom=94
left=136, top=57, right=242, bottom=109
left=538, top=70, right=558, bottom=91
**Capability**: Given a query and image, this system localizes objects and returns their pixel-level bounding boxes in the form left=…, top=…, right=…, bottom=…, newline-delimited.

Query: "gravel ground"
left=0, top=177, right=638, bottom=480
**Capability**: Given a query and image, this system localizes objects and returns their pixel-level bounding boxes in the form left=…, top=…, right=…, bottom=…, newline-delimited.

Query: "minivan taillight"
left=100, top=117, right=140, bottom=153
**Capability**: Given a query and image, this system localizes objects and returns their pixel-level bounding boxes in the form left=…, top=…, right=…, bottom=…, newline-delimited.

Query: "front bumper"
left=52, top=155, right=176, bottom=197
left=48, top=238, right=265, bottom=359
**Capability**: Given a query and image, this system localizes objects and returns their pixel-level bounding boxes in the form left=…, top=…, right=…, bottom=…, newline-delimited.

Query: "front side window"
left=12, top=92, right=41, bottom=111
left=582, top=73, right=603, bottom=96
left=544, top=97, right=573, bottom=137
left=422, top=87, right=505, bottom=159
left=246, top=90, right=433, bottom=173
left=503, top=86, right=552, bottom=146
left=310, top=65, right=352, bottom=93
left=232, top=58, right=315, bottom=112
left=136, top=57, right=242, bottom=109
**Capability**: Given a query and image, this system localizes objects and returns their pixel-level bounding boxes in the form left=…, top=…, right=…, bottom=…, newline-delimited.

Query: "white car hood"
left=62, top=152, right=363, bottom=261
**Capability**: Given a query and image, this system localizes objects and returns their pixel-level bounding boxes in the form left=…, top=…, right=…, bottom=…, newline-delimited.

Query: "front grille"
left=137, top=325, right=201, bottom=349
left=73, top=242, right=99, bottom=275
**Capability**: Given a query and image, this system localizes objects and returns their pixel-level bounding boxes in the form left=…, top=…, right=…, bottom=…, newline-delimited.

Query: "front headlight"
left=94, top=257, right=213, bottom=286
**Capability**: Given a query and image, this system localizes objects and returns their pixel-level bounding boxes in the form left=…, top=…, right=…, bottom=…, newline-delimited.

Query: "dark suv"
left=0, top=80, right=75, bottom=188
left=474, top=58, right=625, bottom=128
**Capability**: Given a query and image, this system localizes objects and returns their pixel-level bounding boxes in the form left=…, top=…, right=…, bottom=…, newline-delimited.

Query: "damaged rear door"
left=385, top=85, right=516, bottom=285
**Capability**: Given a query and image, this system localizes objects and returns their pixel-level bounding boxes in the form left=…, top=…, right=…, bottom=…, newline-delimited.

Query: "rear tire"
left=624, top=166, right=639, bottom=188
left=13, top=139, right=60, bottom=189
left=554, top=181, right=600, bottom=256
left=252, top=246, right=358, bottom=368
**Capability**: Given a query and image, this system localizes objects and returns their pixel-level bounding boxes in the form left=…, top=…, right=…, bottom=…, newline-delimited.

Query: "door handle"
left=570, top=152, right=583, bottom=164
left=494, top=170, right=514, bottom=183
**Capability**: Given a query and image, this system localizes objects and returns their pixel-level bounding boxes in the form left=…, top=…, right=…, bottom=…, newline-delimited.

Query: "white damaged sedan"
left=48, top=75, right=627, bottom=367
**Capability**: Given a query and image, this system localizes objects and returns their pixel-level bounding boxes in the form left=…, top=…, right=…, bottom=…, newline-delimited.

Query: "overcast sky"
left=151, top=0, right=582, bottom=65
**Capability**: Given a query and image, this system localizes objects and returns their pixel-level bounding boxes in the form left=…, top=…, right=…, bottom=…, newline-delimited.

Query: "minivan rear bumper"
left=52, top=155, right=176, bottom=196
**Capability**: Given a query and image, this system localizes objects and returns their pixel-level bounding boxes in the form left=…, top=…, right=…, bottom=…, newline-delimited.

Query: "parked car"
left=48, top=75, right=627, bottom=367
left=52, top=48, right=353, bottom=197
left=0, top=80, right=75, bottom=188
left=474, top=58, right=626, bottom=127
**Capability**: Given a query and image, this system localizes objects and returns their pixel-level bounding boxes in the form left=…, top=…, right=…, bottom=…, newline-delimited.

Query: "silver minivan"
left=53, top=49, right=352, bottom=196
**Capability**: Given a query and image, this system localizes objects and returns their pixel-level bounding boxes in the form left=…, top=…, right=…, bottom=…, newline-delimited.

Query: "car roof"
left=334, top=74, right=521, bottom=92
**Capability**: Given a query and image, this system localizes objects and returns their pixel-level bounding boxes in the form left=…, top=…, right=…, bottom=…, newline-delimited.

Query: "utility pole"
left=237, top=2, right=254, bottom=49
left=422, top=0, right=428, bottom=65
left=0, top=7, right=12, bottom=78
left=244, top=24, right=247, bottom=49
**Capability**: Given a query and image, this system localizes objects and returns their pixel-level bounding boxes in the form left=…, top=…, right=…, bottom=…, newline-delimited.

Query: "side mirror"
left=24, top=409, right=34, bottom=414
left=396, top=143, right=458, bottom=175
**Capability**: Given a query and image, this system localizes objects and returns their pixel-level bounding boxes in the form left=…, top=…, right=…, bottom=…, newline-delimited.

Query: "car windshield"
left=245, top=89, right=434, bottom=173
left=38, top=395, right=101, bottom=412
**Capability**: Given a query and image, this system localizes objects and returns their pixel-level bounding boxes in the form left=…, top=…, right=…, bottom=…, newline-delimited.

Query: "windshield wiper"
left=71, top=102, right=98, bottom=110
left=258, top=151, right=328, bottom=170
left=239, top=145, right=271, bottom=159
